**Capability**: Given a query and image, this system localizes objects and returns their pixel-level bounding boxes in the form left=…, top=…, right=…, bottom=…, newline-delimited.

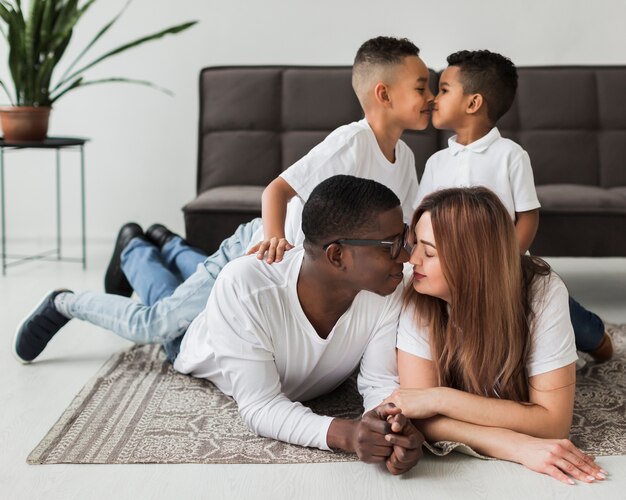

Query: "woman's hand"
left=383, top=388, right=439, bottom=419
left=514, top=435, right=607, bottom=485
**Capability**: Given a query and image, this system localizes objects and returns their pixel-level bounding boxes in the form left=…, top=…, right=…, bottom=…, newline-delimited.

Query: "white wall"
left=2, top=0, right=626, bottom=243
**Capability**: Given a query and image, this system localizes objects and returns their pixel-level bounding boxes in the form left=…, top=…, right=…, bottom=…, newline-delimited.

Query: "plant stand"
left=0, top=137, right=88, bottom=275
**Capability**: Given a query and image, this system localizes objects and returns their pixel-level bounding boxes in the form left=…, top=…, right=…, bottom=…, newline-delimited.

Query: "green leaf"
left=25, top=0, right=46, bottom=102
left=6, top=6, right=26, bottom=104
left=0, top=1, right=197, bottom=106
left=49, top=76, right=174, bottom=104
left=0, top=77, right=15, bottom=105
left=0, top=3, right=14, bottom=24
left=54, top=20, right=197, bottom=91
left=57, top=0, right=132, bottom=86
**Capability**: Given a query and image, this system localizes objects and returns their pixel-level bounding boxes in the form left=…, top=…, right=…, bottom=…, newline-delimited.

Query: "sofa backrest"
left=498, top=66, right=626, bottom=188
left=197, top=66, right=440, bottom=194
left=197, top=65, right=626, bottom=194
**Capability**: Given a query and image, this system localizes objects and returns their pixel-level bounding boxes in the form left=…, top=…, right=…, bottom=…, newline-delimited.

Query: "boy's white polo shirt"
left=417, top=127, right=540, bottom=220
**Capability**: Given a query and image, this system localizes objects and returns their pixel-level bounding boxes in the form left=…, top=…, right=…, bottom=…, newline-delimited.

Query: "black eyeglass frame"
left=322, top=224, right=410, bottom=260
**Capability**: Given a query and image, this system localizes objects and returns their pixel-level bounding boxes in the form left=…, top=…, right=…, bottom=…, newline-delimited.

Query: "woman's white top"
left=397, top=272, right=578, bottom=378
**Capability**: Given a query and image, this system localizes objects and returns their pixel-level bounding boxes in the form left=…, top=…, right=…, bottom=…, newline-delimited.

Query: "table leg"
left=56, top=149, right=61, bottom=260
left=0, top=149, right=5, bottom=276
left=80, top=145, right=86, bottom=269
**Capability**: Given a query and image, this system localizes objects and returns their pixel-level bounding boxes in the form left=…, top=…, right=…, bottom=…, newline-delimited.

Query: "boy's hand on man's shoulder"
left=247, top=237, right=294, bottom=264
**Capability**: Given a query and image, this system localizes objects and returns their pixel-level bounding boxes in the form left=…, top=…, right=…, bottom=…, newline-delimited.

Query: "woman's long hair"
left=404, top=187, right=550, bottom=402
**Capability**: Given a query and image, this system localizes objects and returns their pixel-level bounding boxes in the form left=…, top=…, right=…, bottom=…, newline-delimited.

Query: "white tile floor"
left=1, top=241, right=625, bottom=500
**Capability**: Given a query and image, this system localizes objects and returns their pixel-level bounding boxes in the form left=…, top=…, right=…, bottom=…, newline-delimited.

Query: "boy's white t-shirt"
left=397, top=272, right=578, bottom=378
left=417, top=127, right=540, bottom=221
left=174, top=247, right=402, bottom=451
left=248, top=118, right=419, bottom=249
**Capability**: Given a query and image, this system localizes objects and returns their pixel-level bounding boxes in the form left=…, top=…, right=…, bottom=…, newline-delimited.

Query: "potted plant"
left=0, top=0, right=196, bottom=141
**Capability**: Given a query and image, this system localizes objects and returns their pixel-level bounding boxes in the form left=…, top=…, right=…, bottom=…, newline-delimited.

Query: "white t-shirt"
left=248, top=118, right=419, bottom=249
left=417, top=127, right=540, bottom=221
left=397, top=272, right=578, bottom=379
left=174, top=247, right=402, bottom=451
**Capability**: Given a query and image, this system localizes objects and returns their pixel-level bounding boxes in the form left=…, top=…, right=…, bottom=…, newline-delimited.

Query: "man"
left=15, top=175, right=423, bottom=474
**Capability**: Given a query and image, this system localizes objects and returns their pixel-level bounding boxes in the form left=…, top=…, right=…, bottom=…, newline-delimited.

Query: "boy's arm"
left=247, top=176, right=297, bottom=263
left=515, top=208, right=539, bottom=254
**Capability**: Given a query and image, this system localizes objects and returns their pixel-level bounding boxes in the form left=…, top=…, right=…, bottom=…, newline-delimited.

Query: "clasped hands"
left=353, top=402, right=424, bottom=475
left=383, top=388, right=608, bottom=485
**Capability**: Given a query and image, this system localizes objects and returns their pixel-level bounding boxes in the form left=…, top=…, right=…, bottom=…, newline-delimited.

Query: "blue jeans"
left=122, top=235, right=207, bottom=306
left=67, top=219, right=262, bottom=361
left=569, top=296, right=605, bottom=352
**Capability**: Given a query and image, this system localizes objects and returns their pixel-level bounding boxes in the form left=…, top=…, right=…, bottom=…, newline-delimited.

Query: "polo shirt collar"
left=448, top=127, right=501, bottom=156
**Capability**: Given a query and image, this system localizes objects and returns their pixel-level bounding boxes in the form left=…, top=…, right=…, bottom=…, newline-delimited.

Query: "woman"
left=384, top=187, right=607, bottom=485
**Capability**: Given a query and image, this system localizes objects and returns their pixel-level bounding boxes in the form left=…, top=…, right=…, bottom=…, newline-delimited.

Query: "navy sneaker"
left=13, top=290, right=72, bottom=364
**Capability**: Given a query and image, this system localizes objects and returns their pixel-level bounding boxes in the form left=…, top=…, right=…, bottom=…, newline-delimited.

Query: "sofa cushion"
left=518, top=131, right=600, bottom=186
left=499, top=67, right=626, bottom=190
left=199, top=132, right=281, bottom=192
left=599, top=131, right=626, bottom=187
left=536, top=185, right=626, bottom=213
left=597, top=68, right=626, bottom=128
left=516, top=70, right=597, bottom=129
left=184, top=186, right=264, bottom=213
left=282, top=68, right=362, bottom=130
left=610, top=186, right=626, bottom=200
left=201, top=68, right=281, bottom=130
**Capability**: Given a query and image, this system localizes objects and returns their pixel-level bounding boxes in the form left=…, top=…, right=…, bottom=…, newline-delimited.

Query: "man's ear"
left=325, top=243, right=346, bottom=269
left=374, top=82, right=391, bottom=106
left=466, top=93, right=484, bottom=115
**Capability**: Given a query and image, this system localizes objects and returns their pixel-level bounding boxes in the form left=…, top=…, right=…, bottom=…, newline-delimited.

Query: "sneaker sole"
left=12, top=290, right=59, bottom=365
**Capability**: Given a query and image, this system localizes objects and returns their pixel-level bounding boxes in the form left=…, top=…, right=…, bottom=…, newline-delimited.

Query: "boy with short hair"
left=251, top=35, right=434, bottom=261
left=416, top=49, right=612, bottom=361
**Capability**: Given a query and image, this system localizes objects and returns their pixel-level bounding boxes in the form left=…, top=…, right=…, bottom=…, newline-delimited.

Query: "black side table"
left=0, top=137, right=88, bottom=275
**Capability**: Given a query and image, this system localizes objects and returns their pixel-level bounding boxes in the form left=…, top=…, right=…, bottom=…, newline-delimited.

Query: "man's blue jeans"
left=66, top=219, right=262, bottom=359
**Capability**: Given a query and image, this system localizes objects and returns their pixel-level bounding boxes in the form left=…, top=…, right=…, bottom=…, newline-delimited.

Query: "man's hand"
left=348, top=404, right=398, bottom=464
left=358, top=403, right=423, bottom=475
left=247, top=237, right=294, bottom=263
left=378, top=404, right=424, bottom=475
left=327, top=403, right=423, bottom=475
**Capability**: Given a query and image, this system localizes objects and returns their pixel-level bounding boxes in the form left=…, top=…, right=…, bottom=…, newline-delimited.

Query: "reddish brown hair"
left=405, top=187, right=550, bottom=402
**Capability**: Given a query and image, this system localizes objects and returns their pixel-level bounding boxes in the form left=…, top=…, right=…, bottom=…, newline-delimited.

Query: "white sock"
left=54, top=292, right=76, bottom=319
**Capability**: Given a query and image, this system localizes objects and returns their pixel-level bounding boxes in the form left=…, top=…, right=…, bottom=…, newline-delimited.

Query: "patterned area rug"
left=27, top=324, right=626, bottom=464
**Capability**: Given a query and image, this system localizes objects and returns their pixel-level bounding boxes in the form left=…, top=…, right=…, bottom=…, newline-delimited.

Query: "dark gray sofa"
left=183, top=66, right=626, bottom=257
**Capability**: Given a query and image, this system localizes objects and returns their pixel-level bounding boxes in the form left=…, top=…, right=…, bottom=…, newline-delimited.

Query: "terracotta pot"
left=0, top=106, right=51, bottom=142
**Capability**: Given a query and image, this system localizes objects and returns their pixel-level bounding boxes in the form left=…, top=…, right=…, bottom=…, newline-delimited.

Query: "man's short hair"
left=447, top=50, right=518, bottom=123
left=302, top=175, right=400, bottom=248
left=352, top=36, right=420, bottom=106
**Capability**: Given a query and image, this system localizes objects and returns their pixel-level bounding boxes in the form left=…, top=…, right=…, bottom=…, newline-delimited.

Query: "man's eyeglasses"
left=322, top=224, right=410, bottom=260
